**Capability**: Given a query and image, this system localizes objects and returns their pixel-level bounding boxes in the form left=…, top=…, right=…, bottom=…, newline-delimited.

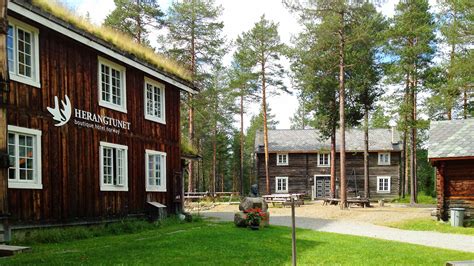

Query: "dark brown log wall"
left=257, top=152, right=401, bottom=199
left=436, top=159, right=474, bottom=221
left=6, top=13, right=182, bottom=223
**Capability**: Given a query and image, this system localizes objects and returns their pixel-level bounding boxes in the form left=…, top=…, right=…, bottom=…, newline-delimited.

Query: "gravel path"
left=201, top=209, right=474, bottom=253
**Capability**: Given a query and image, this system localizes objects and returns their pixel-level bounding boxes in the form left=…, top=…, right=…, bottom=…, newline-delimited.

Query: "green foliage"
left=416, top=149, right=435, bottom=196
left=235, top=15, right=288, bottom=95
left=391, top=192, right=436, bottom=204
left=104, top=0, right=164, bottom=46
left=5, top=222, right=473, bottom=265
left=160, top=0, right=226, bottom=77
left=386, top=218, right=474, bottom=235
left=370, top=105, right=391, bottom=128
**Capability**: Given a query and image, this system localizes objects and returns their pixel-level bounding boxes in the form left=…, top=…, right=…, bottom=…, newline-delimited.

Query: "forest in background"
left=100, top=0, right=472, bottom=203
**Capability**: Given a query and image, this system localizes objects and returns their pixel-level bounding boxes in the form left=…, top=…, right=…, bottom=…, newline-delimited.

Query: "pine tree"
left=161, top=0, right=226, bottom=193
left=290, top=92, right=312, bottom=130
left=286, top=0, right=382, bottom=206
left=228, top=57, right=257, bottom=195
left=386, top=0, right=436, bottom=204
left=370, top=105, right=391, bottom=128
left=104, top=0, right=164, bottom=46
left=235, top=15, right=288, bottom=195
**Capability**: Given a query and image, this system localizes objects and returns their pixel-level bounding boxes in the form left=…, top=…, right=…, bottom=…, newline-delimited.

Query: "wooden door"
left=315, top=176, right=331, bottom=198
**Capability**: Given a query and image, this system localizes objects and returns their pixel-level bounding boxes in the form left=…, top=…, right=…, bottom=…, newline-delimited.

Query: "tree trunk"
left=409, top=64, right=418, bottom=205
left=262, top=58, right=270, bottom=195
left=212, top=123, right=217, bottom=196
left=338, top=11, right=347, bottom=209
left=0, top=0, right=9, bottom=221
left=401, top=130, right=406, bottom=198
left=463, top=87, right=468, bottom=119
left=363, top=108, right=369, bottom=199
left=187, top=11, right=197, bottom=193
left=240, top=92, right=244, bottom=196
left=330, top=126, right=336, bottom=198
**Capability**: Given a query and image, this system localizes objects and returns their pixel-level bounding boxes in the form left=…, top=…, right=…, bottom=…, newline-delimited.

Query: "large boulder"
left=239, top=197, right=268, bottom=212
left=234, top=211, right=270, bottom=227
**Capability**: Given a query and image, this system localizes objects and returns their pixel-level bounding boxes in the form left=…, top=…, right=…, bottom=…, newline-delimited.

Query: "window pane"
left=7, top=25, right=14, bottom=72
left=101, top=64, right=111, bottom=102
left=17, top=28, right=32, bottom=78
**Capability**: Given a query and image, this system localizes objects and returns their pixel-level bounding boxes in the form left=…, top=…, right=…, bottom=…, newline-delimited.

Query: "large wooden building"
left=0, top=0, right=197, bottom=226
left=255, top=128, right=402, bottom=200
left=428, top=119, right=474, bottom=222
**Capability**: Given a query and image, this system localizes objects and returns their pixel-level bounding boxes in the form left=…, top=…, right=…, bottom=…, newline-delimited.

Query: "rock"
left=234, top=212, right=247, bottom=227
left=239, top=197, right=268, bottom=212
left=261, top=211, right=270, bottom=227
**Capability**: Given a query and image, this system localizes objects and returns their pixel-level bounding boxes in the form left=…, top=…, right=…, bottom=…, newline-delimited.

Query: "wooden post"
left=436, top=162, right=447, bottom=221
left=0, top=0, right=9, bottom=242
left=291, top=197, right=297, bottom=266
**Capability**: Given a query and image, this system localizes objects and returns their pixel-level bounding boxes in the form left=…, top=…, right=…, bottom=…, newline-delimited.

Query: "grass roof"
left=31, top=0, right=192, bottom=82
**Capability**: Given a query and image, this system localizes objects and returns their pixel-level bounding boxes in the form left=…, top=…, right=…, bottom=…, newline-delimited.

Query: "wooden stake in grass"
left=291, top=196, right=297, bottom=266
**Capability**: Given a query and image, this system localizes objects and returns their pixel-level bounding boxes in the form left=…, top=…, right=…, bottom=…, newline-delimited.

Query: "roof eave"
left=9, top=0, right=199, bottom=94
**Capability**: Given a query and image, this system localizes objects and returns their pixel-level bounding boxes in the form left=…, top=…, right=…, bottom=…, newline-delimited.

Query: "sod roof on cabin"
left=428, top=119, right=474, bottom=159
left=255, top=128, right=402, bottom=153
left=12, top=0, right=193, bottom=87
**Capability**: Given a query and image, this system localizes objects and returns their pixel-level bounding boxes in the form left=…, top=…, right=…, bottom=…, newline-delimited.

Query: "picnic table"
left=263, top=193, right=305, bottom=207
left=322, top=197, right=370, bottom=208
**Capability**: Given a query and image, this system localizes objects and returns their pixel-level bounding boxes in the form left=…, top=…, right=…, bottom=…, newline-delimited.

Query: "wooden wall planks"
left=5, top=14, right=182, bottom=223
left=257, top=152, right=401, bottom=199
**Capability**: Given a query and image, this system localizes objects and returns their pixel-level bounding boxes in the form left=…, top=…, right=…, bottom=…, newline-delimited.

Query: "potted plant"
left=244, top=208, right=266, bottom=230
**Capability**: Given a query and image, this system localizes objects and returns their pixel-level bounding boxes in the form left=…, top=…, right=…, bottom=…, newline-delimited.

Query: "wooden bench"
left=322, top=198, right=370, bottom=208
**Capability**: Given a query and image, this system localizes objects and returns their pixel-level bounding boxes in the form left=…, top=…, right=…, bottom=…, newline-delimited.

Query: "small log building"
left=0, top=0, right=197, bottom=226
left=255, top=128, right=402, bottom=200
left=428, top=119, right=474, bottom=222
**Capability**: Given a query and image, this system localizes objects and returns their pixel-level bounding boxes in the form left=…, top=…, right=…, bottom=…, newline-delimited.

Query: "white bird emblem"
left=47, top=95, right=72, bottom=127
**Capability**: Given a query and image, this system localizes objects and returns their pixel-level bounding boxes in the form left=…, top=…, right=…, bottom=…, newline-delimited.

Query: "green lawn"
left=391, top=194, right=437, bottom=204
left=386, top=218, right=474, bottom=236
left=2, top=220, right=473, bottom=265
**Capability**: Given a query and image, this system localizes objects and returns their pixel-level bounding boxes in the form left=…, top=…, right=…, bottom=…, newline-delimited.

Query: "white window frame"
left=145, top=149, right=167, bottom=192
left=144, top=77, right=166, bottom=124
left=98, top=56, right=127, bottom=113
left=99, top=141, right=128, bottom=191
left=7, top=17, right=41, bottom=88
left=378, top=152, right=391, bottom=165
left=7, top=125, right=42, bottom=189
left=276, top=153, right=288, bottom=166
left=275, top=176, right=288, bottom=193
left=317, top=153, right=330, bottom=167
left=377, top=176, right=391, bottom=193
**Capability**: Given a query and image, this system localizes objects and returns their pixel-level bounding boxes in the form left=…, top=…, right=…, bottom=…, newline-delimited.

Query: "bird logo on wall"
left=47, top=95, right=72, bottom=127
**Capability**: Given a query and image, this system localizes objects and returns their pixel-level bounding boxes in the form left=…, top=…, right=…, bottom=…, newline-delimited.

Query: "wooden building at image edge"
left=255, top=128, right=402, bottom=200
left=0, top=0, right=197, bottom=227
left=428, top=119, right=474, bottom=222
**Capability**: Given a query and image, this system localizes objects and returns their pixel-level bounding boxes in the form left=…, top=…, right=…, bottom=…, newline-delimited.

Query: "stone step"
left=0, top=245, right=31, bottom=257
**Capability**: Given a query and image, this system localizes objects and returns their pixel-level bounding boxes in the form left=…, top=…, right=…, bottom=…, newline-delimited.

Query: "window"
left=378, top=152, right=391, bottom=165
left=317, top=153, right=330, bottom=167
left=144, top=77, right=166, bottom=124
left=7, top=18, right=40, bottom=88
left=7, top=125, right=42, bottom=189
left=275, top=176, right=288, bottom=193
left=276, top=153, right=288, bottom=166
left=377, top=176, right=391, bottom=193
left=145, top=150, right=167, bottom=192
left=100, top=142, right=128, bottom=191
left=98, top=57, right=127, bottom=113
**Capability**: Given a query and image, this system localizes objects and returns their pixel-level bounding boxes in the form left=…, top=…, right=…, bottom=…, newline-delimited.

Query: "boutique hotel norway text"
left=0, top=0, right=197, bottom=229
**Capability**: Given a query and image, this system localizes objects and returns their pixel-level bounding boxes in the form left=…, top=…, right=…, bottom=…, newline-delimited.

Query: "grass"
left=391, top=193, right=437, bottom=204
left=2, top=220, right=473, bottom=265
left=10, top=218, right=190, bottom=245
left=31, top=0, right=192, bottom=82
left=385, top=218, right=474, bottom=236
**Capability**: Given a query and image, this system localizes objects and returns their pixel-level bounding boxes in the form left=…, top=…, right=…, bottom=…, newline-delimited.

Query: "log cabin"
left=428, top=119, right=474, bottom=222
left=0, top=0, right=197, bottom=228
left=255, top=128, right=402, bottom=200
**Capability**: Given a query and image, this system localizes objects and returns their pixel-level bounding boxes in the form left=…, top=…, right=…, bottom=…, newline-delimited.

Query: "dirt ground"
left=191, top=200, right=435, bottom=225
